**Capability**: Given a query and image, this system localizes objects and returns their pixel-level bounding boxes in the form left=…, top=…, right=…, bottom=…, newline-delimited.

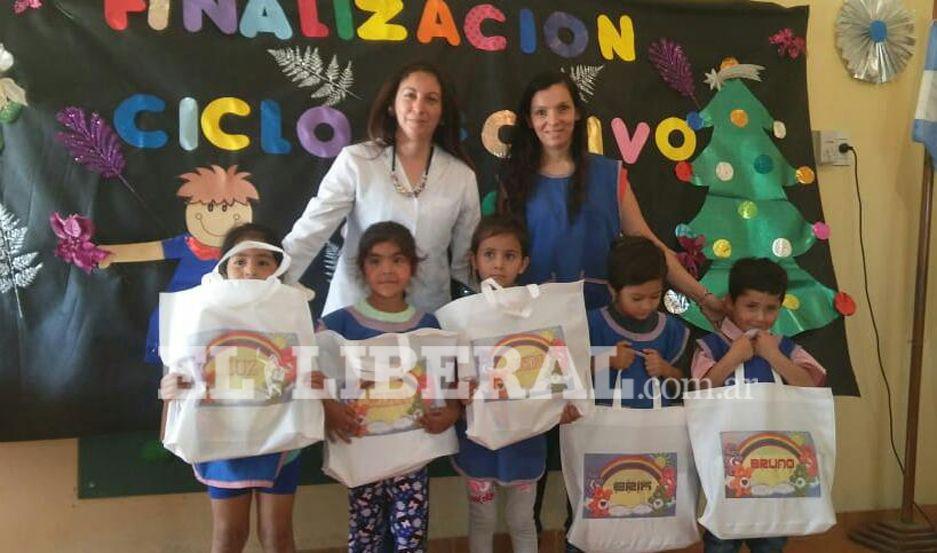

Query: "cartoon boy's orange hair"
left=176, top=165, right=259, bottom=206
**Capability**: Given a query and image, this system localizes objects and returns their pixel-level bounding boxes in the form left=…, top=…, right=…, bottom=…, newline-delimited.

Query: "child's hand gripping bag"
left=317, top=328, right=460, bottom=487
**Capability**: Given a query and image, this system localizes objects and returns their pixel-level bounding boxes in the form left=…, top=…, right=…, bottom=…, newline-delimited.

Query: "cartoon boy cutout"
left=100, top=165, right=259, bottom=363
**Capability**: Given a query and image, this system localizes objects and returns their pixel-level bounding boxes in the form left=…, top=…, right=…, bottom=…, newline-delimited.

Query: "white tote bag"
left=317, top=328, right=460, bottom=487
left=435, top=279, right=594, bottom=450
left=684, top=367, right=836, bottom=539
left=561, top=382, right=700, bottom=553
left=160, top=241, right=325, bottom=463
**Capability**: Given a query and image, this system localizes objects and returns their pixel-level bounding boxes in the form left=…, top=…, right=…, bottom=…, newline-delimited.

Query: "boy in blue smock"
left=588, top=236, right=689, bottom=408
left=691, top=258, right=826, bottom=553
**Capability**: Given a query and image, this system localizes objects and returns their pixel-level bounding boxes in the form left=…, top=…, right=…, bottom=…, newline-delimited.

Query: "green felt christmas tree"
left=676, top=61, right=840, bottom=336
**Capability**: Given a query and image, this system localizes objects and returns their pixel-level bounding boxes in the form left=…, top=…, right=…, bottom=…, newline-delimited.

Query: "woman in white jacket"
left=283, top=62, right=481, bottom=314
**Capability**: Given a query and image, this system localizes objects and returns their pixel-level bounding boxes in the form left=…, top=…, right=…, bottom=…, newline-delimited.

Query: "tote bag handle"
left=603, top=357, right=664, bottom=410
left=479, top=278, right=540, bottom=318
left=732, top=365, right=785, bottom=388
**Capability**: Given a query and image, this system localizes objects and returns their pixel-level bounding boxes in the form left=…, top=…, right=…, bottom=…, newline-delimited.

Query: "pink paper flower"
left=813, top=221, right=831, bottom=240
left=13, top=0, right=42, bottom=14
left=770, top=28, right=807, bottom=59
left=49, top=212, right=109, bottom=273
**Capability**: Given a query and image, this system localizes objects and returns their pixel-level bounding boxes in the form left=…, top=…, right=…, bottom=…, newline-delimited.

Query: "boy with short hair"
left=692, top=257, right=825, bottom=389
left=692, top=257, right=826, bottom=553
left=588, top=235, right=689, bottom=407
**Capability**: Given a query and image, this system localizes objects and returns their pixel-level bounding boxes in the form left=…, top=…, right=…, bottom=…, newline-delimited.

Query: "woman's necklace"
left=390, top=143, right=434, bottom=197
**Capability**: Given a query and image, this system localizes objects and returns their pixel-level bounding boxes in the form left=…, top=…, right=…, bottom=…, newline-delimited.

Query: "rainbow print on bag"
left=721, top=431, right=821, bottom=499
left=582, top=453, right=678, bottom=519
left=196, top=330, right=299, bottom=405
left=472, top=326, right=575, bottom=400
left=344, top=361, right=432, bottom=437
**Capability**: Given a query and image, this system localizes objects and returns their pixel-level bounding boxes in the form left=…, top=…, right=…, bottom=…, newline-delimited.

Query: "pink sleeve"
left=691, top=341, right=716, bottom=380
left=791, top=345, right=827, bottom=386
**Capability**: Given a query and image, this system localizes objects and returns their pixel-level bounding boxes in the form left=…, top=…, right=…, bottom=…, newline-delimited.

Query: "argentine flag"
left=913, top=21, right=937, bottom=162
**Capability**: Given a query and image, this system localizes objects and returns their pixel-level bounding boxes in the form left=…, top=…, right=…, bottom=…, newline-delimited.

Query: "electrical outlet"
left=811, top=130, right=851, bottom=166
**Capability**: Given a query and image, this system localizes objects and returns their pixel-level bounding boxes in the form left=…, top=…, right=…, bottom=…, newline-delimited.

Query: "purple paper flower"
left=50, top=212, right=109, bottom=273
left=13, top=0, right=42, bottom=14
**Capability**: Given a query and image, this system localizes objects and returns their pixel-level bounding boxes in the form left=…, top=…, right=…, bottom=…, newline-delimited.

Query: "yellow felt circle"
left=713, top=239, right=732, bottom=258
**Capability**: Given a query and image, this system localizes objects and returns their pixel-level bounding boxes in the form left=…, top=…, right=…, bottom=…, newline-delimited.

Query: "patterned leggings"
left=348, top=467, right=429, bottom=553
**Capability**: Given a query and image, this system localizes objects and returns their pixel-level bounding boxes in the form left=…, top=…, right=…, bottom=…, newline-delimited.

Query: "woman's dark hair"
left=366, top=61, right=472, bottom=167
left=356, top=221, right=422, bottom=276
left=218, top=222, right=283, bottom=277
left=607, top=236, right=668, bottom=291
left=470, top=214, right=530, bottom=257
left=728, top=258, right=788, bottom=301
left=499, top=70, right=589, bottom=221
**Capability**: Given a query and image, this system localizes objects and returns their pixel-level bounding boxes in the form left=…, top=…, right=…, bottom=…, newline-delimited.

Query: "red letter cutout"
left=105, top=0, right=147, bottom=31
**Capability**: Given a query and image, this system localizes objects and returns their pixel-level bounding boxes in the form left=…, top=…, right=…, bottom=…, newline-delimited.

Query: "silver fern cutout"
left=0, top=202, right=41, bottom=318
left=562, top=65, right=605, bottom=103
left=268, top=47, right=360, bottom=107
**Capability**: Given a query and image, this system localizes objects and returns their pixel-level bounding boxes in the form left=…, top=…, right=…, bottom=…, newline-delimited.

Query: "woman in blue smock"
left=499, top=70, right=723, bottom=315
left=499, top=70, right=724, bottom=542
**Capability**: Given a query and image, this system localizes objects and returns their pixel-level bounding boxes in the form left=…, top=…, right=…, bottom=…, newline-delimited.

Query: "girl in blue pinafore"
left=318, top=221, right=461, bottom=553
left=452, top=215, right=580, bottom=553
left=159, top=223, right=315, bottom=553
